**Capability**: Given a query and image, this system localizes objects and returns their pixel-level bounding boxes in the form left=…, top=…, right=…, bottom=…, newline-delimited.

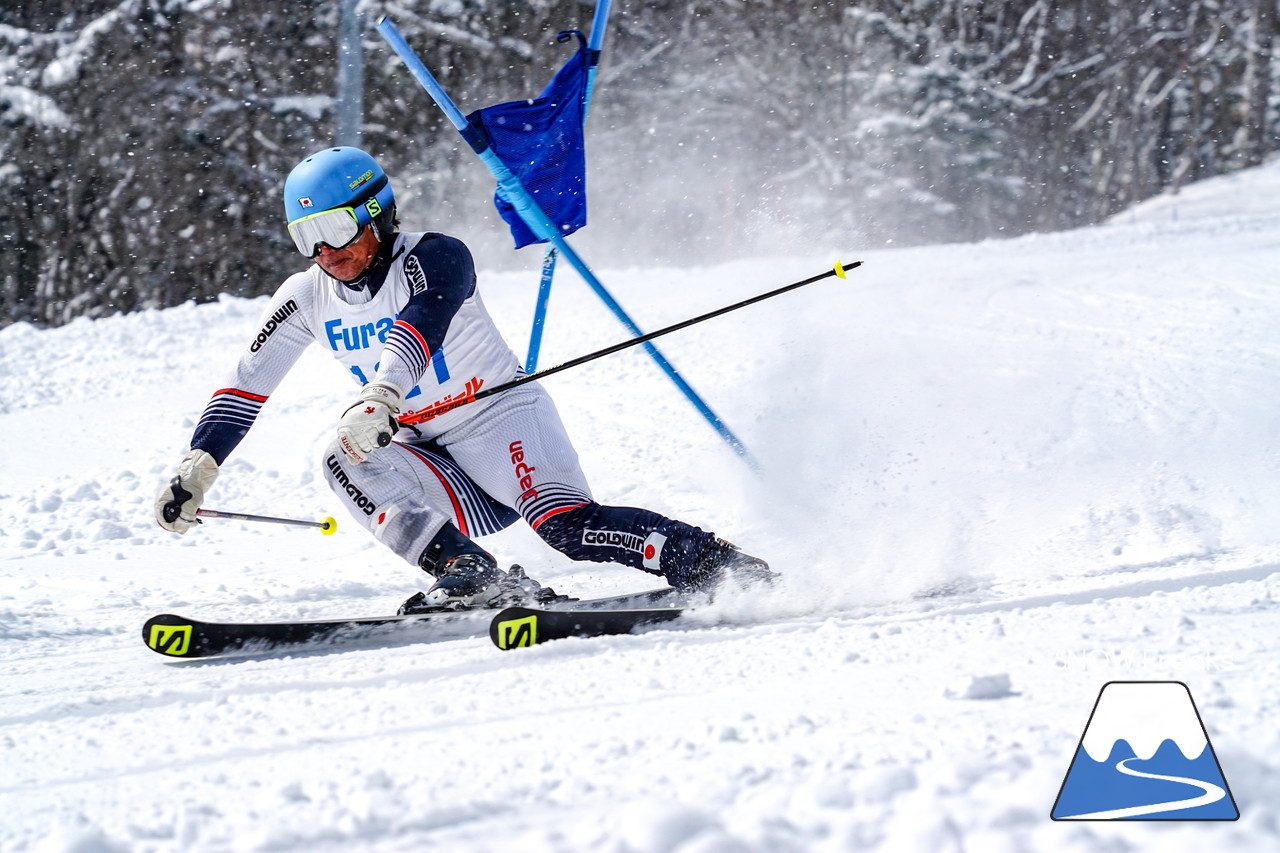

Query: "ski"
left=141, top=588, right=688, bottom=659
left=489, top=605, right=685, bottom=649
left=141, top=610, right=484, bottom=659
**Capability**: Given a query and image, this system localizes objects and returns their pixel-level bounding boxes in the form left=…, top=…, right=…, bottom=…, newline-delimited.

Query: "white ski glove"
left=337, top=382, right=403, bottom=463
left=155, top=449, right=219, bottom=534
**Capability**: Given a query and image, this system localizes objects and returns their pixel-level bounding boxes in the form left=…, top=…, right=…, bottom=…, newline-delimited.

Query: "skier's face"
left=315, top=224, right=380, bottom=282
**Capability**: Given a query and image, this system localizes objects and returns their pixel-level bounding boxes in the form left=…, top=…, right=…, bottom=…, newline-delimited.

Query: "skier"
left=155, top=146, right=771, bottom=612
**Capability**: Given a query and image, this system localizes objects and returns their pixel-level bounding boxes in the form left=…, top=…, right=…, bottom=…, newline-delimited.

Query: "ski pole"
left=196, top=509, right=337, bottom=535
left=473, top=259, right=861, bottom=403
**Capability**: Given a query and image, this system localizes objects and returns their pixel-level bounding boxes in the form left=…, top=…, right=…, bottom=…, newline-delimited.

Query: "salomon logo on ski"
left=488, top=604, right=686, bottom=649
left=494, top=614, right=538, bottom=649
left=148, top=623, right=193, bottom=656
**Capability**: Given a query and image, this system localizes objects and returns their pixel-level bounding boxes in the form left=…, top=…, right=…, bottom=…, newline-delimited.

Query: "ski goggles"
left=287, top=207, right=365, bottom=258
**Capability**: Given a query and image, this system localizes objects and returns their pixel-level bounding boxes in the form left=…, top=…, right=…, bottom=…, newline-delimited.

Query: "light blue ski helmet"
left=283, top=147, right=396, bottom=244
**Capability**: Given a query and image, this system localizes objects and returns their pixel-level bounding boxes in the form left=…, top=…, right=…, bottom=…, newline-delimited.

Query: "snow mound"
left=5, top=162, right=1280, bottom=850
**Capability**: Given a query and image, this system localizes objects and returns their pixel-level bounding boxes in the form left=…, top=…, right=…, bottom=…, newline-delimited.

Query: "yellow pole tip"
left=321, top=517, right=338, bottom=535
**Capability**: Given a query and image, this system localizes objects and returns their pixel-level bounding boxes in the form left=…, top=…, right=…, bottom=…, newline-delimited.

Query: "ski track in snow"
left=6, top=163, right=1280, bottom=850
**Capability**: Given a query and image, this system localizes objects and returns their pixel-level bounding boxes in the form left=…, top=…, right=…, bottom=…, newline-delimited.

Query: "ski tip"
left=142, top=614, right=199, bottom=657
left=320, top=516, right=338, bottom=535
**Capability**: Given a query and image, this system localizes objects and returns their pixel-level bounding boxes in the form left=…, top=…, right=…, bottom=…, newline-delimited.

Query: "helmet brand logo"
left=349, top=169, right=375, bottom=190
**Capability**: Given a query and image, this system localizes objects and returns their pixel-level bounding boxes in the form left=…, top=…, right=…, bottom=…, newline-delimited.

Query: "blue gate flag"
left=467, top=31, right=590, bottom=249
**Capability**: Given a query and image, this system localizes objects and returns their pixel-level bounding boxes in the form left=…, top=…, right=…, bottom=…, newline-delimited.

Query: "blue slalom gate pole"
left=525, top=247, right=557, bottom=373
left=525, top=0, right=611, bottom=373
left=526, top=250, right=557, bottom=372
left=377, top=17, right=758, bottom=468
left=583, top=0, right=611, bottom=110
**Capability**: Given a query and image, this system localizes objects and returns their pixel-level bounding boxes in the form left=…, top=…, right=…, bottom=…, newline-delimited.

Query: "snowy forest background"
left=3, top=0, right=1278, bottom=328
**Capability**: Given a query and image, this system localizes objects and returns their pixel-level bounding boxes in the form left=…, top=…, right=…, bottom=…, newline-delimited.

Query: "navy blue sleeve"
left=376, top=234, right=477, bottom=390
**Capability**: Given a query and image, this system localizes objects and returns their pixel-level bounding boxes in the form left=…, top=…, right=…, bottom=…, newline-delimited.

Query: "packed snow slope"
left=5, top=160, right=1280, bottom=852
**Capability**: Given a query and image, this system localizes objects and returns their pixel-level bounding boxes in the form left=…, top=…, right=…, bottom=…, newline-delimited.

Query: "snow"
left=6, top=160, right=1280, bottom=851
left=272, top=95, right=335, bottom=120
left=40, top=8, right=121, bottom=89
left=0, top=84, right=71, bottom=129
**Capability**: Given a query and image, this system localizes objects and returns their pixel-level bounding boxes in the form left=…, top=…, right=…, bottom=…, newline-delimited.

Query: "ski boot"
left=681, top=537, right=777, bottom=594
left=399, top=563, right=567, bottom=613
left=399, top=523, right=565, bottom=614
